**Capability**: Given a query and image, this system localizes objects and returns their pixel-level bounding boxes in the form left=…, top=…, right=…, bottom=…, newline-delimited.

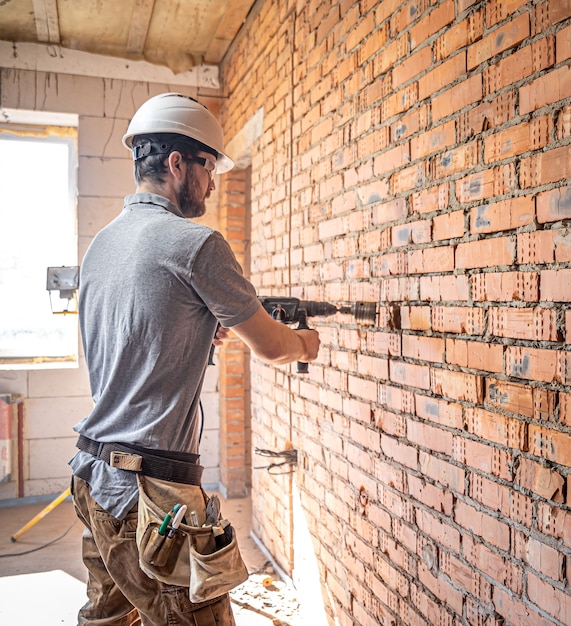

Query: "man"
left=69, top=93, right=320, bottom=626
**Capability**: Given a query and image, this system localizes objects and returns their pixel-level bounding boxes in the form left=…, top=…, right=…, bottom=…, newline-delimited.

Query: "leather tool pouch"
left=136, top=475, right=249, bottom=602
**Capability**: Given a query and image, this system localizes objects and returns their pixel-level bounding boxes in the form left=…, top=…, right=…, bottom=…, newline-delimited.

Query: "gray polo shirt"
left=70, top=192, right=260, bottom=518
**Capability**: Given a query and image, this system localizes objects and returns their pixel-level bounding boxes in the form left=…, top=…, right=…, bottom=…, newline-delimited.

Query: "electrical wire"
left=254, top=448, right=298, bottom=474
left=0, top=518, right=78, bottom=558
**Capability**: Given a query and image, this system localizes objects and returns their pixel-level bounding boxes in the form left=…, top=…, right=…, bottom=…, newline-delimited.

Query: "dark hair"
left=132, top=133, right=217, bottom=185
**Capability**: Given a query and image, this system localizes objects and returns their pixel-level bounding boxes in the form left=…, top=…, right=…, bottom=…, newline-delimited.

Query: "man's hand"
left=232, top=307, right=321, bottom=365
left=212, top=325, right=230, bottom=346
left=296, top=329, right=320, bottom=362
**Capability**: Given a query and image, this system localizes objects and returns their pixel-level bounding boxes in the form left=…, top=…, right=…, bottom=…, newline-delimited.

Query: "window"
left=0, top=109, right=78, bottom=368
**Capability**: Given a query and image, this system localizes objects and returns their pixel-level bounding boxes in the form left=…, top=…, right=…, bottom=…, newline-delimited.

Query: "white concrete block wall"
left=0, top=65, right=223, bottom=499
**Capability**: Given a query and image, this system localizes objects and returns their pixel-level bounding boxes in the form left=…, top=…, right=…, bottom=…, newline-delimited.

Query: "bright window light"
left=0, top=120, right=78, bottom=367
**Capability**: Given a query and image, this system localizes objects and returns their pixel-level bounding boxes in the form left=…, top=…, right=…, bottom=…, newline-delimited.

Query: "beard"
left=177, top=166, right=207, bottom=218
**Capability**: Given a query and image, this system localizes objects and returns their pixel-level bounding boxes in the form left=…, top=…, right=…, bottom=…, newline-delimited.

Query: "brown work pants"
left=72, top=476, right=236, bottom=626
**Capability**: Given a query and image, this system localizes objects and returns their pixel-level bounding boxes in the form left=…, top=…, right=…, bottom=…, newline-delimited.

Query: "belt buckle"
left=110, top=451, right=143, bottom=472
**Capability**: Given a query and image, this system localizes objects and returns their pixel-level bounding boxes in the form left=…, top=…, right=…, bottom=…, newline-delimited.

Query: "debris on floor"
left=230, top=562, right=302, bottom=626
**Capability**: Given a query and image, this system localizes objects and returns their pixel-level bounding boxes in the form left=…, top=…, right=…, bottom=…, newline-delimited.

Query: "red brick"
left=419, top=274, right=470, bottom=301
left=411, top=184, right=449, bottom=215
left=376, top=408, right=407, bottom=438
left=415, top=394, right=463, bottom=429
left=432, top=305, right=485, bottom=334
left=358, top=76, right=392, bottom=112
left=530, top=424, right=571, bottom=467
left=407, top=245, right=454, bottom=273
left=410, top=421, right=454, bottom=456
left=391, top=162, right=428, bottom=194
left=472, top=271, right=539, bottom=302
left=468, top=13, right=530, bottom=69
left=390, top=0, right=431, bottom=35
left=434, top=10, right=484, bottom=61
left=381, top=433, right=419, bottom=470
left=489, top=306, right=558, bottom=341
left=367, top=332, right=401, bottom=358
left=400, top=305, right=431, bottom=330
left=393, top=219, right=432, bottom=247
left=374, top=0, right=406, bottom=24
left=402, top=335, right=445, bottom=363
left=537, top=186, right=571, bottom=223
left=431, top=368, right=484, bottom=403
left=517, top=231, right=556, bottom=264
left=458, top=91, right=516, bottom=141
left=528, top=572, right=571, bottom=623
left=392, top=46, right=433, bottom=88
left=532, top=0, right=571, bottom=35
left=484, top=117, right=552, bottom=163
left=381, top=84, right=419, bottom=122
left=466, top=407, right=527, bottom=449
left=408, top=474, right=454, bottom=516
left=470, top=474, right=509, bottom=519
left=345, top=11, right=376, bottom=53
left=485, top=378, right=532, bottom=418
left=389, top=360, right=431, bottom=389
left=418, top=562, right=464, bottom=615
left=556, top=22, right=571, bottom=64
left=516, top=457, right=565, bottom=501
left=372, top=251, right=406, bottom=276
left=456, top=501, right=511, bottom=551
left=558, top=104, right=571, bottom=140
left=432, top=74, right=482, bottom=121
left=432, top=210, right=464, bottom=241
left=484, top=37, right=554, bottom=94
left=410, top=1, right=455, bottom=49
left=391, top=105, right=430, bottom=142
left=445, top=338, right=504, bottom=372
left=373, top=34, right=409, bottom=76
left=470, top=196, right=534, bottom=234
left=494, top=585, right=555, bottom=626
left=561, top=392, right=571, bottom=426
left=358, top=24, right=389, bottom=66
left=410, top=120, right=455, bottom=160
left=520, top=65, right=571, bottom=114
left=381, top=276, right=420, bottom=301
left=379, top=383, right=415, bottom=414
left=537, top=502, right=571, bottom=549
left=371, top=197, right=408, bottom=226
left=505, top=346, right=560, bottom=383
left=418, top=52, right=466, bottom=101
left=431, top=140, right=479, bottom=179
left=454, top=437, right=512, bottom=480
left=485, top=0, right=530, bottom=27
left=456, top=236, right=515, bottom=269
left=419, top=451, right=466, bottom=495
left=373, top=144, right=411, bottom=176
left=457, top=164, right=518, bottom=203
left=540, top=269, right=571, bottom=302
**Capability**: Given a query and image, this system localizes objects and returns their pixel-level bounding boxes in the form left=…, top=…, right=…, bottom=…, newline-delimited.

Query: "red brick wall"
left=221, top=1, right=571, bottom=624
left=218, top=168, right=252, bottom=497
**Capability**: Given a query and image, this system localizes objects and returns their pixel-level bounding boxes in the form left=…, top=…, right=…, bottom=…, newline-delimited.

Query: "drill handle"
left=296, top=309, right=309, bottom=374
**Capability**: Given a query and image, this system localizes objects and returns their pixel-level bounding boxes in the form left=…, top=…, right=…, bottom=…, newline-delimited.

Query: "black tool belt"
left=76, top=435, right=203, bottom=485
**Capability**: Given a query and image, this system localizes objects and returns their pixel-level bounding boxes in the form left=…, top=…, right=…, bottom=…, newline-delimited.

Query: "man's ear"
left=167, top=151, right=185, bottom=181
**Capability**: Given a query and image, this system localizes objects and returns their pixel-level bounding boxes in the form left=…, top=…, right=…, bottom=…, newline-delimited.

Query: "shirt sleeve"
left=191, top=231, right=262, bottom=327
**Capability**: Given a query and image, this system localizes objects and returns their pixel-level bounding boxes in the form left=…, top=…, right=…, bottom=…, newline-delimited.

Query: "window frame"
left=0, top=109, right=79, bottom=369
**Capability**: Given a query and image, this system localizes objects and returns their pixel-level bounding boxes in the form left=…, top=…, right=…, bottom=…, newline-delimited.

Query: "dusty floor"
left=0, top=491, right=301, bottom=625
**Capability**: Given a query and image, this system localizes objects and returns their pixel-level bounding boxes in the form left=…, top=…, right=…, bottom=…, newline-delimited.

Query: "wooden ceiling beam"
left=127, top=0, right=156, bottom=54
left=204, top=0, right=253, bottom=64
left=32, top=0, right=60, bottom=44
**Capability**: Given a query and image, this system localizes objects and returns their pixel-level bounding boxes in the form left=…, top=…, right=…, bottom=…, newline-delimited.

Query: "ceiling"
left=0, top=0, right=257, bottom=75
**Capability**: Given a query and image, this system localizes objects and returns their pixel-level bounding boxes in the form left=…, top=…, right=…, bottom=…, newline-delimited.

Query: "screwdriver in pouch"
left=167, top=505, right=187, bottom=539
left=158, top=503, right=182, bottom=536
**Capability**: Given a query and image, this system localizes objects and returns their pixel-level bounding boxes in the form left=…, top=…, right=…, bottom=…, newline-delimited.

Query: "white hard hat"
left=122, top=93, right=234, bottom=173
